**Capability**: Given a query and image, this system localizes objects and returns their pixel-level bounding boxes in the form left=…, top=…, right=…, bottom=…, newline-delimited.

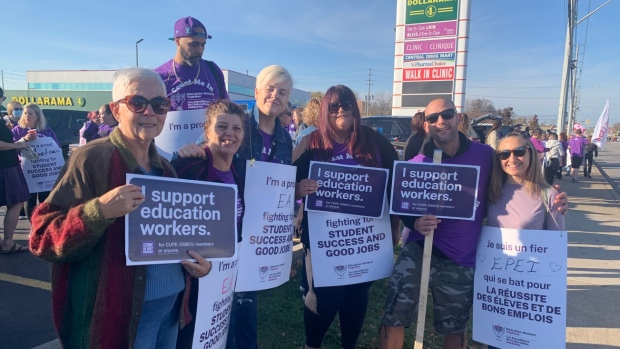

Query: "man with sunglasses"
left=380, top=98, right=567, bottom=349
left=154, top=16, right=229, bottom=159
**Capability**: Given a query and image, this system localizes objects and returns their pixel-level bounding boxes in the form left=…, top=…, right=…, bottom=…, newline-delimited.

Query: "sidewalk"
left=562, top=164, right=620, bottom=349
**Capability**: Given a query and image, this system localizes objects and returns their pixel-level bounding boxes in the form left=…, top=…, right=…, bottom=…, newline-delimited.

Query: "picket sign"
left=413, top=149, right=442, bottom=349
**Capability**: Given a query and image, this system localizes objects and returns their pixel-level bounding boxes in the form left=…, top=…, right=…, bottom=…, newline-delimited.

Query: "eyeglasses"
left=328, top=101, right=354, bottom=114
left=425, top=109, right=456, bottom=124
left=497, top=146, right=529, bottom=160
left=115, top=95, right=171, bottom=115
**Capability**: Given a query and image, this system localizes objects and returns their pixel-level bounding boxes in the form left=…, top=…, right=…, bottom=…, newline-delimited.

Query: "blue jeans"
left=134, top=292, right=181, bottom=349
left=226, top=291, right=258, bottom=349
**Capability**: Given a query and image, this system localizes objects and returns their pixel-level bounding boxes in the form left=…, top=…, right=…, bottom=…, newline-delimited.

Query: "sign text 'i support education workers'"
left=125, top=174, right=238, bottom=266
left=390, top=161, right=479, bottom=220
left=473, top=227, right=567, bottom=348
left=305, top=161, right=389, bottom=218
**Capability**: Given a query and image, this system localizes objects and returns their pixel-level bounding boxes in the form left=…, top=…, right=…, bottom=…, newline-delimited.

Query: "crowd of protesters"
left=0, top=14, right=588, bottom=349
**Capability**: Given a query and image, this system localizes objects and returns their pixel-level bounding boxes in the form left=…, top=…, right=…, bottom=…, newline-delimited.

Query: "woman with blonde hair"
left=293, top=97, right=321, bottom=147
left=4, top=101, right=23, bottom=128
left=12, top=103, right=61, bottom=220
left=487, top=132, right=565, bottom=230
left=486, top=119, right=502, bottom=150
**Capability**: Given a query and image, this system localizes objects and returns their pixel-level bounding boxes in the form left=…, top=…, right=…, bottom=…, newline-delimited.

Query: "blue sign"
left=390, top=161, right=480, bottom=220
left=306, top=162, right=389, bottom=218
left=404, top=52, right=456, bottom=61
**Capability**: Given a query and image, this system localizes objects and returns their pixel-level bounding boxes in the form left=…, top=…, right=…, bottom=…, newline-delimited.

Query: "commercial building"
left=3, top=69, right=310, bottom=112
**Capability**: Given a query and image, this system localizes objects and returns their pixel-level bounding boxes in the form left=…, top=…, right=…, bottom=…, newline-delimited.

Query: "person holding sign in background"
left=0, top=87, right=31, bottom=254
left=177, top=65, right=294, bottom=349
left=484, top=132, right=565, bottom=349
left=380, top=98, right=568, bottom=349
left=293, top=85, right=399, bottom=349
left=171, top=100, right=246, bottom=348
left=12, top=103, right=61, bottom=220
left=29, top=68, right=212, bottom=349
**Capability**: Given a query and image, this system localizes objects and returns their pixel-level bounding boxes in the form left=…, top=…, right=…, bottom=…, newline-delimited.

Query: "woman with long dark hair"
left=293, top=85, right=399, bottom=349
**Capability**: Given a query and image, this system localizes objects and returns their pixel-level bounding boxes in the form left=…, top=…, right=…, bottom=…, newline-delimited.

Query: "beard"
left=180, top=48, right=201, bottom=66
left=429, top=124, right=458, bottom=145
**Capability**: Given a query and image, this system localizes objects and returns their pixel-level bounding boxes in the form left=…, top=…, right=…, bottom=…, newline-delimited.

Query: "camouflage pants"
left=381, top=241, right=475, bottom=335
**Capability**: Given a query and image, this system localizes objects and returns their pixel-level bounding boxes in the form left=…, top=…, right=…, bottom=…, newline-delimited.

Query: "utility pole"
left=1, top=70, right=4, bottom=89
left=557, top=0, right=611, bottom=133
left=366, top=68, right=372, bottom=116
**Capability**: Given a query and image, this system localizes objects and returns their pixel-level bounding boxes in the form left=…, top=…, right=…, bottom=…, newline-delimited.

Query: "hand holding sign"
left=297, top=178, right=318, bottom=198
left=182, top=250, right=213, bottom=278
left=414, top=214, right=441, bottom=235
left=98, top=184, right=145, bottom=219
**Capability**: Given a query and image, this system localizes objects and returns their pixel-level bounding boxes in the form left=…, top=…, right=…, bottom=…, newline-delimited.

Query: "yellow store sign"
left=12, top=96, right=76, bottom=106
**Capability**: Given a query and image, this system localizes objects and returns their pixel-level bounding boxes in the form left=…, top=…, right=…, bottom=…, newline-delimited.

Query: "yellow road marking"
left=0, top=272, right=50, bottom=291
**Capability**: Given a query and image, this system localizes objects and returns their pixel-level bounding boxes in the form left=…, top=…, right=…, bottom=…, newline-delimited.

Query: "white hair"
left=255, top=65, right=293, bottom=91
left=112, top=67, right=166, bottom=101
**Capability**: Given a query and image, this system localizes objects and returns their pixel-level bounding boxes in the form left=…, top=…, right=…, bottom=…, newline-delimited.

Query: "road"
left=1, top=142, right=619, bottom=349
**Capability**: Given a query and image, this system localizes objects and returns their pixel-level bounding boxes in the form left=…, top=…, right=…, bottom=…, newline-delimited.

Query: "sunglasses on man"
left=328, top=101, right=354, bottom=114
left=115, top=95, right=171, bottom=115
left=424, top=108, right=456, bottom=124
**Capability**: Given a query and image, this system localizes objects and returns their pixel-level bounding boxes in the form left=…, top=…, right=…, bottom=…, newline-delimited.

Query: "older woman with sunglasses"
left=293, top=85, right=399, bottom=349
left=484, top=133, right=564, bottom=349
left=29, top=67, right=212, bottom=349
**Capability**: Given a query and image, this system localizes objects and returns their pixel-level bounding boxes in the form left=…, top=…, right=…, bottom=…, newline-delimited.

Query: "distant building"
left=4, top=69, right=310, bottom=111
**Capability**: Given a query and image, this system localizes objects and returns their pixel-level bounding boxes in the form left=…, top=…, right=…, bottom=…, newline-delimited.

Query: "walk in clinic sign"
left=392, top=0, right=472, bottom=115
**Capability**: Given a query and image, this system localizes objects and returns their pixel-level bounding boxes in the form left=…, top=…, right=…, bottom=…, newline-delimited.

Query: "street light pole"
left=135, top=39, right=144, bottom=67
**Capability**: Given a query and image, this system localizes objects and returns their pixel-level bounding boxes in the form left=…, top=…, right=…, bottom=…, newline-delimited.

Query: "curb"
left=593, top=160, right=620, bottom=202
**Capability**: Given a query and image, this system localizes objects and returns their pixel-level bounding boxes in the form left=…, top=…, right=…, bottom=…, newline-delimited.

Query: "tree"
left=367, top=91, right=392, bottom=116
left=466, top=98, right=496, bottom=114
left=527, top=114, right=540, bottom=130
left=498, top=107, right=515, bottom=125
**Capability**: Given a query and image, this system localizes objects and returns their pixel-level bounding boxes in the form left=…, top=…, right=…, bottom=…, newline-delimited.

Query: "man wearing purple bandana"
left=153, top=16, right=229, bottom=159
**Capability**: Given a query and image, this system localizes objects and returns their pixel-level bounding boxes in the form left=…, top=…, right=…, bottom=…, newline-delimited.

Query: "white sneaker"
left=18, top=216, right=27, bottom=220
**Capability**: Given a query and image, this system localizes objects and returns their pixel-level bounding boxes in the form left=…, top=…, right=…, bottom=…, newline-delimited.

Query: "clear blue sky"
left=1, top=0, right=617, bottom=124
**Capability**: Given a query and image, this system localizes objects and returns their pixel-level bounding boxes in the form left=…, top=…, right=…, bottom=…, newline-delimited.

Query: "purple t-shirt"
left=98, top=124, right=116, bottom=138
left=212, top=168, right=244, bottom=228
left=153, top=59, right=229, bottom=111
left=12, top=126, right=61, bottom=148
left=406, top=141, right=494, bottom=267
left=569, top=136, right=588, bottom=156
left=259, top=129, right=276, bottom=162
left=329, top=142, right=358, bottom=165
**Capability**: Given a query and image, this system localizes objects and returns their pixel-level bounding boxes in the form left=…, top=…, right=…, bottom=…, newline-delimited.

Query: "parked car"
left=361, top=115, right=412, bottom=159
left=470, top=114, right=517, bottom=144
left=42, top=109, right=89, bottom=158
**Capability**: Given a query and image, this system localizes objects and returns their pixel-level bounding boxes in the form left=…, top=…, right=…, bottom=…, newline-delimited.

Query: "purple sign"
left=306, top=162, right=389, bottom=218
left=405, top=21, right=457, bottom=39
left=404, top=38, right=456, bottom=55
left=125, top=175, right=238, bottom=265
left=390, top=161, right=480, bottom=220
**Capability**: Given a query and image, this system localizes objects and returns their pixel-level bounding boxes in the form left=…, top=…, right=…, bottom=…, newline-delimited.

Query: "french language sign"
left=390, top=161, right=479, bottom=220
left=405, top=21, right=457, bottom=39
left=154, top=108, right=206, bottom=160
left=20, top=137, right=65, bottom=193
left=125, top=174, right=238, bottom=266
left=473, top=227, right=567, bottom=348
left=235, top=161, right=297, bottom=292
left=307, top=198, right=394, bottom=287
left=192, top=258, right=239, bottom=349
left=404, top=38, right=456, bottom=55
left=305, top=161, right=388, bottom=218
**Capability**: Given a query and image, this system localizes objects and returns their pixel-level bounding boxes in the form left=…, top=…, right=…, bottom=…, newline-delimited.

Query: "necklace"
left=172, top=60, right=201, bottom=84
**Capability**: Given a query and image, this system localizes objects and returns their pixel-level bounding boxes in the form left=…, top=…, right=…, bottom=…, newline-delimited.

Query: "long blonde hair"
left=18, top=103, right=47, bottom=131
left=488, top=132, right=550, bottom=203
